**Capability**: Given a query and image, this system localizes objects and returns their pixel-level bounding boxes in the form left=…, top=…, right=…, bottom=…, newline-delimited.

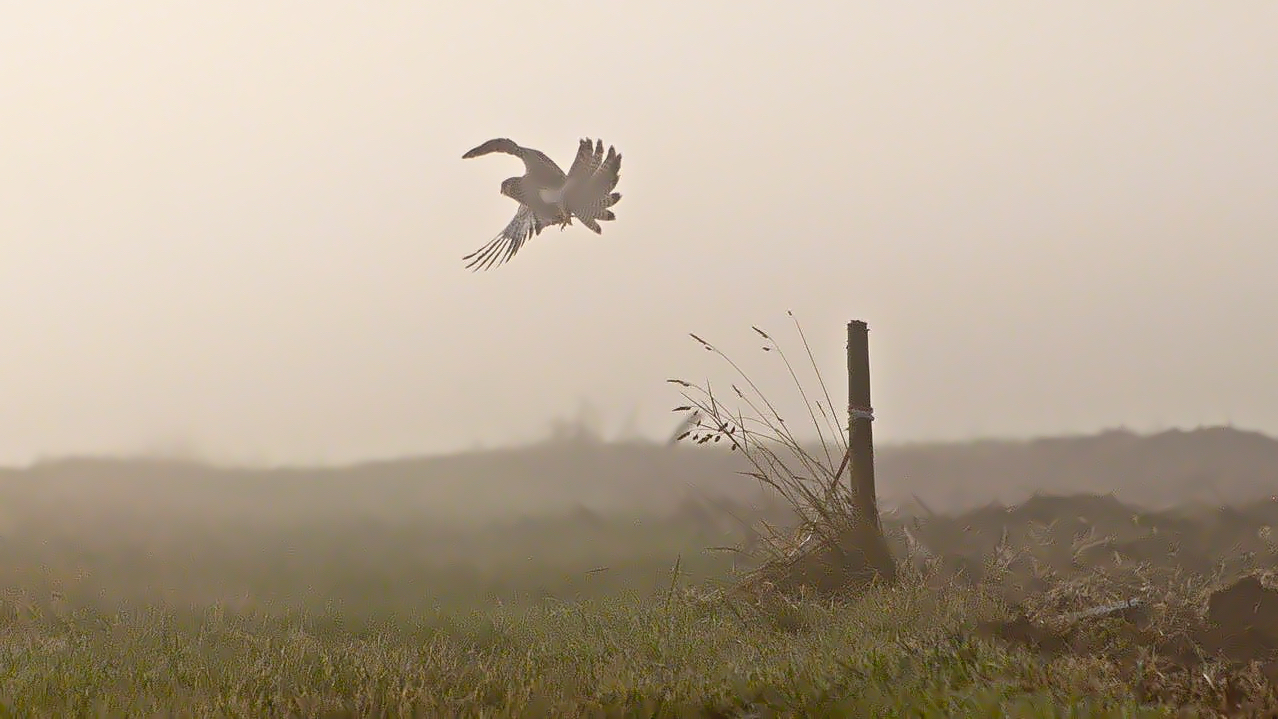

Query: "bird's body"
left=461, top=137, right=622, bottom=270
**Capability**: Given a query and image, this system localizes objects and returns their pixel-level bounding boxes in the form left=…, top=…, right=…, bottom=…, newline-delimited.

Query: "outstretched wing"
left=462, top=204, right=550, bottom=271
left=562, top=138, right=622, bottom=234
left=462, top=138, right=566, bottom=185
left=563, top=138, right=604, bottom=185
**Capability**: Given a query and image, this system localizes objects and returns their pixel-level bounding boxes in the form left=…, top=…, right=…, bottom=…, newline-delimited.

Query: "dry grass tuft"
left=669, top=313, right=896, bottom=599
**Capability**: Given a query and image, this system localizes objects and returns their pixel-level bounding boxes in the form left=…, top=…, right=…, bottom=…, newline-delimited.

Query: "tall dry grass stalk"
left=669, top=312, right=895, bottom=595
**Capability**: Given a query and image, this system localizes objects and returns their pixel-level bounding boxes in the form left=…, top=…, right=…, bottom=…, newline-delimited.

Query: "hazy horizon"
left=4, top=3, right=1276, bottom=465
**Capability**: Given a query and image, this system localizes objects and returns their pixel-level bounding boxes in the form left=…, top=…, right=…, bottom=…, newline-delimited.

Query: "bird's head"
left=499, top=177, right=521, bottom=199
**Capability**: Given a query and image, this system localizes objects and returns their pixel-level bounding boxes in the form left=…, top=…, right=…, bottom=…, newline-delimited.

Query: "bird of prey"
left=461, top=137, right=622, bottom=271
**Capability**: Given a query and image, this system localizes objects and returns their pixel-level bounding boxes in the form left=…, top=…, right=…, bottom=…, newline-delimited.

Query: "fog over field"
left=3, top=3, right=1277, bottom=466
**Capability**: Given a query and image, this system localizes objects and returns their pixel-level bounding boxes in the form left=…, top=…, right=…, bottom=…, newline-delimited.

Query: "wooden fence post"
left=847, top=320, right=880, bottom=530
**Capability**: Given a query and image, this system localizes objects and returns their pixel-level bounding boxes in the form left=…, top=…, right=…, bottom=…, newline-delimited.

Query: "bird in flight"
left=461, top=137, right=622, bottom=271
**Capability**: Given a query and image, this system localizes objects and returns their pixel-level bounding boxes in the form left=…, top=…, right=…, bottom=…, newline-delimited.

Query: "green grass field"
left=1, top=505, right=1202, bottom=718
left=5, top=445, right=1278, bottom=717
left=2, top=584, right=1167, bottom=718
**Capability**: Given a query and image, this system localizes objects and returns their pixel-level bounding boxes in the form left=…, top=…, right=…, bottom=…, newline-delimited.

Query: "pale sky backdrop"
left=2, top=3, right=1276, bottom=465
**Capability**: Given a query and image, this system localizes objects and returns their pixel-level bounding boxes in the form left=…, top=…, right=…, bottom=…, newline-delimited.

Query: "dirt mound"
left=906, top=493, right=1278, bottom=714
left=890, top=492, right=1278, bottom=584
left=878, top=426, right=1278, bottom=511
left=975, top=575, right=1278, bottom=715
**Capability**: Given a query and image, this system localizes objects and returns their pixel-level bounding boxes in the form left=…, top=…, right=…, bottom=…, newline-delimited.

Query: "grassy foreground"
left=3, top=462, right=1268, bottom=716
left=2, top=581, right=1166, bottom=718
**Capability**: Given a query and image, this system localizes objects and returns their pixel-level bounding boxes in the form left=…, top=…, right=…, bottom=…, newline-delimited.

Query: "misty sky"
left=2, top=3, right=1276, bottom=464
